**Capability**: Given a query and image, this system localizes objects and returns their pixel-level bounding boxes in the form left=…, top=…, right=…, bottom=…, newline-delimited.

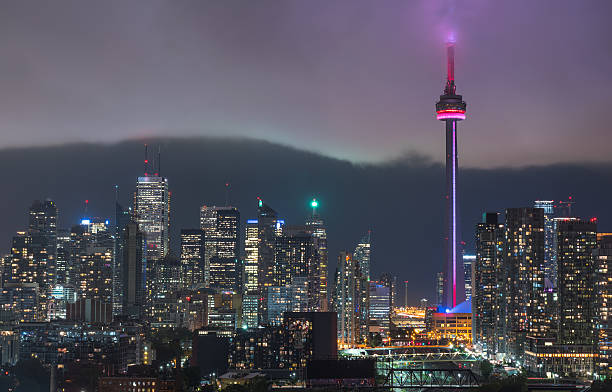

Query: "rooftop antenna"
left=310, top=198, right=318, bottom=217
left=225, top=182, right=230, bottom=207
left=144, top=144, right=149, bottom=176
left=155, top=146, right=161, bottom=176
left=85, top=199, right=89, bottom=216
left=444, top=38, right=456, bottom=96
left=114, top=185, right=119, bottom=203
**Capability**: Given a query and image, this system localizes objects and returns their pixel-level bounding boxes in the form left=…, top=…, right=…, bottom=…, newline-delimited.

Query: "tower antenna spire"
left=444, top=40, right=456, bottom=95
left=225, top=182, right=230, bottom=206
left=310, top=198, right=318, bottom=217
left=156, top=146, right=161, bottom=176
left=144, top=144, right=149, bottom=176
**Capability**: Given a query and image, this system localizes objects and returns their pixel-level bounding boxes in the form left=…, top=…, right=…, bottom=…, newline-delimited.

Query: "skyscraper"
left=72, top=219, right=114, bottom=306
left=473, top=212, right=504, bottom=356
left=556, top=219, right=597, bottom=346
left=595, top=233, right=612, bottom=378
left=534, top=200, right=557, bottom=286
left=122, top=222, right=144, bottom=318
left=435, top=272, right=444, bottom=308
left=55, top=229, right=71, bottom=288
left=28, top=199, right=58, bottom=263
left=503, top=208, right=546, bottom=358
left=333, top=251, right=368, bottom=346
left=243, top=219, right=259, bottom=329
left=368, top=281, right=391, bottom=338
left=113, top=202, right=131, bottom=315
left=436, top=38, right=467, bottom=310
left=134, top=172, right=170, bottom=310
left=244, top=219, right=259, bottom=294
left=354, top=231, right=372, bottom=283
left=179, top=229, right=205, bottom=289
left=463, top=254, right=475, bottom=301
left=200, top=206, right=240, bottom=292
left=305, top=199, right=329, bottom=311
left=256, top=199, right=282, bottom=325
left=379, top=273, right=397, bottom=309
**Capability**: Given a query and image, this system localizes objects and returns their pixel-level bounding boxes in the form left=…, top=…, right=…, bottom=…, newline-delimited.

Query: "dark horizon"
left=2, top=136, right=610, bottom=303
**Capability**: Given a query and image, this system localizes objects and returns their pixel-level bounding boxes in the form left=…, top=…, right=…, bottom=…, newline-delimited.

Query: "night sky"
left=0, top=1, right=611, bottom=302
left=1, top=1, right=611, bottom=166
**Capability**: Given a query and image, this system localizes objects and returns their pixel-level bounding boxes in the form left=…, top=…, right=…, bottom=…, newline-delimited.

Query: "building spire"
left=156, top=146, right=161, bottom=176
left=144, top=144, right=149, bottom=176
left=225, top=182, right=230, bottom=206
left=311, top=198, right=319, bottom=217
left=444, top=41, right=457, bottom=96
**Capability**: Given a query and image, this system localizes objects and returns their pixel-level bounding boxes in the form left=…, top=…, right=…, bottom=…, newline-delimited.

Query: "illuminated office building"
left=305, top=199, right=329, bottom=311
left=72, top=219, right=114, bottom=306
left=435, top=272, right=444, bottom=308
left=368, top=281, right=391, bottom=338
left=274, top=225, right=321, bottom=313
left=256, top=199, right=283, bottom=326
left=243, top=219, right=259, bottom=328
left=134, top=173, right=170, bottom=304
left=267, top=277, right=308, bottom=326
left=154, top=255, right=181, bottom=297
left=463, top=254, right=475, bottom=301
left=503, top=208, right=546, bottom=358
left=122, top=222, right=144, bottom=318
left=200, top=206, right=240, bottom=291
left=55, top=229, right=71, bottom=287
left=180, top=229, right=205, bottom=289
left=354, top=231, right=372, bottom=282
left=28, top=199, right=58, bottom=288
left=244, top=220, right=259, bottom=294
left=379, top=273, right=397, bottom=309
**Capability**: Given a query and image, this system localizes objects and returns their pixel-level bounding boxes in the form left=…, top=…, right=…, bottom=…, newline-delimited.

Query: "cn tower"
left=436, top=38, right=466, bottom=309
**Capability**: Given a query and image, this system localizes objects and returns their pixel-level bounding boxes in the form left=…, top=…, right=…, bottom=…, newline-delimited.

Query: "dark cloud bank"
left=2, top=137, right=609, bottom=303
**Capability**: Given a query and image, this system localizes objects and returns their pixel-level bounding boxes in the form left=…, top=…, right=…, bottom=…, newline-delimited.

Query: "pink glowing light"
left=437, top=112, right=466, bottom=120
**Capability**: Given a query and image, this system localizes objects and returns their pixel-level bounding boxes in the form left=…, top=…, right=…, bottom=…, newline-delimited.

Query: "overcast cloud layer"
left=1, top=138, right=610, bottom=302
left=0, top=1, right=610, bottom=167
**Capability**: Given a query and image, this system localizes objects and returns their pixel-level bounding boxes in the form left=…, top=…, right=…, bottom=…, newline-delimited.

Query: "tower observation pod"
left=436, top=39, right=467, bottom=309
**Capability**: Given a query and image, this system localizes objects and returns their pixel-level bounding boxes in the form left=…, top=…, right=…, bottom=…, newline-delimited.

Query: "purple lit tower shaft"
left=436, top=41, right=467, bottom=309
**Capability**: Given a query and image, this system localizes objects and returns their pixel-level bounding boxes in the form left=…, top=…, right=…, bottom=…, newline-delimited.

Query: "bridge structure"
left=341, top=346, right=482, bottom=390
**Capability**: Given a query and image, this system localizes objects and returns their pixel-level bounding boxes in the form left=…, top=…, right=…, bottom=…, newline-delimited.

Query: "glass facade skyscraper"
left=179, top=229, right=205, bottom=289
left=354, top=231, right=371, bottom=282
left=134, top=175, right=169, bottom=311
left=200, top=206, right=240, bottom=292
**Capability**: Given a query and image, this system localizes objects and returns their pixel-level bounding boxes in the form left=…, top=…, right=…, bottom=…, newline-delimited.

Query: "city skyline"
left=0, top=2, right=611, bottom=388
left=1, top=137, right=609, bottom=303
